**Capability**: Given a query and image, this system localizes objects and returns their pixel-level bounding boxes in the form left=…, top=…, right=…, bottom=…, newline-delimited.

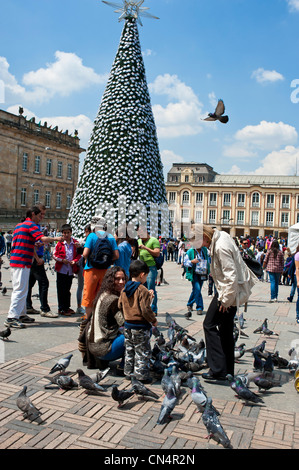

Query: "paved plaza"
left=0, top=255, right=299, bottom=451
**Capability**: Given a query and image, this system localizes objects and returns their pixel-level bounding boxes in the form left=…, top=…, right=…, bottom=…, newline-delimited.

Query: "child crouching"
left=118, top=259, right=158, bottom=383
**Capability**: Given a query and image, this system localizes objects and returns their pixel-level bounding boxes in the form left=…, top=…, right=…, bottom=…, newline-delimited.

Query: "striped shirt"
left=10, top=218, right=44, bottom=268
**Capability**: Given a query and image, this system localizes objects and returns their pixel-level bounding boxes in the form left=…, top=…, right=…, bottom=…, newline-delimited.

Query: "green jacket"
left=185, top=246, right=210, bottom=282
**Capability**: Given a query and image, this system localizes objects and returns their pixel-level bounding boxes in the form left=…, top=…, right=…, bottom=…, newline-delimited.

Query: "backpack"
left=89, top=235, right=114, bottom=269
left=155, top=252, right=164, bottom=270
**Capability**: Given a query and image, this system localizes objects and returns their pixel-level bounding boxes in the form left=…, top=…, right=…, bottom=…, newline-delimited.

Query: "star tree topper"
left=102, top=0, right=159, bottom=26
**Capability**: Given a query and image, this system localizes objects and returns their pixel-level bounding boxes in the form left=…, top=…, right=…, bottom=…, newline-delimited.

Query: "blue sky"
left=1, top=0, right=299, bottom=178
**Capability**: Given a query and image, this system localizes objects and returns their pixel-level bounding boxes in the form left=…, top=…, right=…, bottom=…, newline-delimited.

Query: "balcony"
left=237, top=220, right=244, bottom=225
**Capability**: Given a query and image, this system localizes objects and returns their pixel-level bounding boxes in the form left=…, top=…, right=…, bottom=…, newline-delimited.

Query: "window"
left=181, top=209, right=190, bottom=222
left=182, top=191, right=190, bottom=204
left=223, top=193, right=231, bottom=207
left=297, top=195, right=299, bottom=209
left=184, top=175, right=189, bottom=183
left=252, top=192, right=260, bottom=207
left=34, top=155, right=40, bottom=173
left=33, top=189, right=39, bottom=205
left=237, top=210, right=244, bottom=225
left=209, top=193, right=217, bottom=206
left=267, top=194, right=275, bottom=208
left=237, top=194, right=245, bottom=207
left=222, top=210, right=231, bottom=224
left=56, top=192, right=62, bottom=209
left=45, top=191, right=51, bottom=209
left=168, top=192, right=176, bottom=204
left=195, top=211, right=202, bottom=223
left=66, top=194, right=72, bottom=209
left=281, top=212, right=289, bottom=227
left=282, top=195, right=290, bottom=208
left=195, top=192, right=203, bottom=204
left=46, top=158, right=52, bottom=176
left=21, top=188, right=27, bottom=206
left=57, top=161, right=62, bottom=178
left=169, top=210, right=174, bottom=222
left=251, top=211, right=259, bottom=226
left=209, top=209, right=216, bottom=224
left=67, top=163, right=73, bottom=180
left=266, top=212, right=274, bottom=226
left=297, top=213, right=299, bottom=224
left=22, top=153, right=28, bottom=171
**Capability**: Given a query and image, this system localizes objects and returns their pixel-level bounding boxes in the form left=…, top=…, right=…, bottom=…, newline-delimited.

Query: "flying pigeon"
left=111, top=385, right=134, bottom=408
left=76, top=369, right=105, bottom=394
left=202, top=398, right=232, bottom=448
left=16, top=386, right=42, bottom=421
left=45, top=373, right=78, bottom=391
left=0, top=327, right=11, bottom=341
left=203, top=99, right=229, bottom=124
left=156, top=382, right=178, bottom=425
left=130, top=376, right=159, bottom=400
left=49, top=354, right=73, bottom=375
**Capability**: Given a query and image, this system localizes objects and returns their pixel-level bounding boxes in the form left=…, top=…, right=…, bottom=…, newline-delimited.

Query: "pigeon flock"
left=9, top=310, right=299, bottom=449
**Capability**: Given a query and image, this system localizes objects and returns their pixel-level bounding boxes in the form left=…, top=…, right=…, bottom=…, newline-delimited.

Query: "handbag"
left=243, top=257, right=263, bottom=277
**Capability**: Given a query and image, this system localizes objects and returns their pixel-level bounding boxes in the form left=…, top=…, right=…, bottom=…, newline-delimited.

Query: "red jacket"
left=53, top=238, right=81, bottom=274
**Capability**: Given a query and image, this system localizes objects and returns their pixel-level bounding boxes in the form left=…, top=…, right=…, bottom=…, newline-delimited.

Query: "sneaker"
left=196, top=309, right=203, bottom=315
left=26, top=308, right=40, bottom=314
left=40, top=310, right=59, bottom=318
left=287, top=297, right=293, bottom=303
left=76, top=307, right=85, bottom=315
left=269, top=299, right=275, bottom=303
left=4, top=318, right=26, bottom=328
left=19, top=314, right=35, bottom=323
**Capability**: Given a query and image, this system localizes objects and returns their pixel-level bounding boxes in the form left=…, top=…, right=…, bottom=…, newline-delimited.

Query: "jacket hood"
left=123, top=280, right=141, bottom=298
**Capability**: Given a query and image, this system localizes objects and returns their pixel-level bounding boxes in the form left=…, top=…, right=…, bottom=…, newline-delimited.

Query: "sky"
left=1, top=0, right=299, bottom=179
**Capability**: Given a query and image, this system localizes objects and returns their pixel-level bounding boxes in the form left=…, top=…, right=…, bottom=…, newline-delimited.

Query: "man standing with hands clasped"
left=193, top=225, right=256, bottom=382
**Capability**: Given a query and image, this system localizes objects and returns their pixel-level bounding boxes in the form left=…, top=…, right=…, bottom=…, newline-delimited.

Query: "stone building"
left=165, top=162, right=299, bottom=239
left=0, top=108, right=85, bottom=231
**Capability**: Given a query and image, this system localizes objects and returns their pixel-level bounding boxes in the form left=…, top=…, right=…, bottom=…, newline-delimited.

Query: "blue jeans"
left=269, top=272, right=280, bottom=300
left=296, top=287, right=299, bottom=320
left=98, top=334, right=125, bottom=363
left=187, top=274, right=204, bottom=311
left=290, top=275, right=297, bottom=298
left=145, top=265, right=158, bottom=314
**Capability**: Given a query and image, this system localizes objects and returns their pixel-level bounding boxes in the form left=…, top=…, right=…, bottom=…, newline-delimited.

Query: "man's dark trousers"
left=203, top=294, right=237, bottom=377
left=26, top=259, right=50, bottom=312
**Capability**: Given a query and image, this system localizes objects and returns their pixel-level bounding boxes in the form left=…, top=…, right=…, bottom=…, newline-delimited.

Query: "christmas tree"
left=68, top=1, right=169, bottom=239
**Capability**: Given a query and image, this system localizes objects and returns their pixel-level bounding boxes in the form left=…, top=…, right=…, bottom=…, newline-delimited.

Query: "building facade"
left=166, top=162, right=299, bottom=239
left=0, top=108, right=85, bottom=230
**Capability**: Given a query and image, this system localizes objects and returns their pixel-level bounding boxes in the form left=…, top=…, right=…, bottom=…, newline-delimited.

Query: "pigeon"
left=111, top=385, right=134, bottom=408
left=246, top=340, right=267, bottom=355
left=271, top=351, right=289, bottom=369
left=49, top=354, right=73, bottom=375
left=45, top=373, right=78, bottom=391
left=252, top=375, right=282, bottom=392
left=2, top=287, right=7, bottom=295
left=229, top=376, right=264, bottom=405
left=16, top=386, right=42, bottom=421
left=130, top=376, right=159, bottom=400
left=161, top=369, right=176, bottom=395
left=157, top=382, right=178, bottom=425
left=190, top=376, right=214, bottom=414
left=253, top=318, right=268, bottom=334
left=202, top=398, right=232, bottom=448
left=234, top=343, right=246, bottom=362
left=89, top=368, right=110, bottom=383
left=0, top=327, right=11, bottom=341
left=170, top=366, right=182, bottom=398
left=152, top=326, right=165, bottom=347
left=262, top=326, right=279, bottom=337
left=203, top=99, right=229, bottom=124
left=76, top=369, right=105, bottom=394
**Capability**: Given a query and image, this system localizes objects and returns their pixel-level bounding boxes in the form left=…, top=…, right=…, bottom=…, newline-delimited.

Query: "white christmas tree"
left=68, top=1, right=169, bottom=238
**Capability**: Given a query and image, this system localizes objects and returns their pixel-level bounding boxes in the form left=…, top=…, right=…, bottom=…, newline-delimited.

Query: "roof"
left=214, top=175, right=299, bottom=185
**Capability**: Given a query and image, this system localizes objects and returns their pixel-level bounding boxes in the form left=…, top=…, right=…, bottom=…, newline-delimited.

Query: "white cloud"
left=0, top=52, right=107, bottom=105
left=287, top=0, right=299, bottom=12
left=251, top=67, right=284, bottom=84
left=254, top=145, right=299, bottom=175
left=160, top=149, right=185, bottom=177
left=149, top=74, right=204, bottom=138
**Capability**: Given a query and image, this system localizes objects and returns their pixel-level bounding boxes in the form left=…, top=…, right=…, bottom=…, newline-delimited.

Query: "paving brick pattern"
left=1, top=256, right=299, bottom=450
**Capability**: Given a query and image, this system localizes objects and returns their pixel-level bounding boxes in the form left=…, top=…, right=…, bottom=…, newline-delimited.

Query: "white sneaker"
left=40, top=310, right=59, bottom=318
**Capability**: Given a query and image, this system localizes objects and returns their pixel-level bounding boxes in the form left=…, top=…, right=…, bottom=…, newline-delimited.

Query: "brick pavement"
left=1, top=255, right=299, bottom=451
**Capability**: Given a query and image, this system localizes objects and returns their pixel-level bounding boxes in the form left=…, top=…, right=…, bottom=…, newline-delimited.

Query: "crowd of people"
left=0, top=213, right=298, bottom=383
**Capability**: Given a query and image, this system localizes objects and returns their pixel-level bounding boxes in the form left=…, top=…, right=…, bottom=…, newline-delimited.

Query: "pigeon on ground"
left=227, top=375, right=264, bottom=405
left=170, top=366, right=182, bottom=398
left=111, top=385, right=134, bottom=408
left=246, top=340, right=267, bottom=355
left=253, top=318, right=268, bottom=334
left=89, top=368, right=110, bottom=383
left=235, top=371, right=261, bottom=387
left=130, top=376, right=159, bottom=400
left=271, top=351, right=289, bottom=369
left=2, top=287, right=7, bottom=295
left=49, top=354, right=73, bottom=375
left=234, top=343, right=246, bottom=362
left=45, top=373, right=78, bottom=391
left=0, top=327, right=11, bottom=341
left=262, top=326, right=279, bottom=337
left=16, top=386, right=42, bottom=421
left=202, top=398, right=232, bottom=448
left=152, top=326, right=165, bottom=347
left=157, top=382, right=178, bottom=425
left=252, top=375, right=282, bottom=392
left=161, top=369, right=176, bottom=395
left=76, top=369, right=105, bottom=394
left=190, top=376, right=218, bottom=414
left=203, top=99, right=229, bottom=124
